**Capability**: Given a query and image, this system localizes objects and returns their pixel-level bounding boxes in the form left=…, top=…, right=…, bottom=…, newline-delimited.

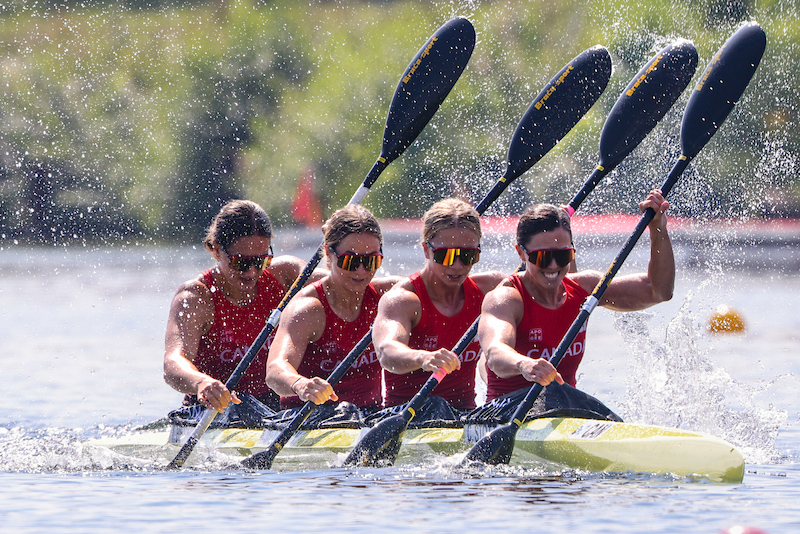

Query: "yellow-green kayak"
left=85, top=417, right=744, bottom=482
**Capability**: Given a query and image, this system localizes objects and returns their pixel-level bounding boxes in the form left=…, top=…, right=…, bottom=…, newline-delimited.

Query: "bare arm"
left=479, top=284, right=563, bottom=386
left=265, top=291, right=338, bottom=405
left=163, top=278, right=240, bottom=412
left=374, top=282, right=461, bottom=375
left=573, top=189, right=675, bottom=311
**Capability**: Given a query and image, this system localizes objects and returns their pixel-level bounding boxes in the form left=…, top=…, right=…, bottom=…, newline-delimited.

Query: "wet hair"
left=323, top=204, right=382, bottom=250
left=421, top=198, right=482, bottom=245
left=516, top=204, right=572, bottom=247
left=203, top=200, right=272, bottom=252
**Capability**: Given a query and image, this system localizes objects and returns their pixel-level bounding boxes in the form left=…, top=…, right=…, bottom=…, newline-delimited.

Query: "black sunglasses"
left=523, top=247, right=575, bottom=268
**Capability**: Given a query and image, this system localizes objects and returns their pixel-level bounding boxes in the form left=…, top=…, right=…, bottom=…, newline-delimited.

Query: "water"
left=1, top=229, right=799, bottom=533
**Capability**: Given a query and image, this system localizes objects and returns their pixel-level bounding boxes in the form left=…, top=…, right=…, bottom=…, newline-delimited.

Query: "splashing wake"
left=613, top=294, right=787, bottom=465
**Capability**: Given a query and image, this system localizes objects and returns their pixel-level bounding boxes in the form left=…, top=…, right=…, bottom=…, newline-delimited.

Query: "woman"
left=163, top=199, right=315, bottom=413
left=373, top=198, right=505, bottom=412
left=479, top=189, right=675, bottom=402
left=266, top=204, right=400, bottom=411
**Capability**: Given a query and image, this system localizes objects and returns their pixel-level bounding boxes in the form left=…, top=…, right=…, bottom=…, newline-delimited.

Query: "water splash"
left=614, top=295, right=787, bottom=465
left=0, top=423, right=258, bottom=473
left=0, top=425, right=121, bottom=472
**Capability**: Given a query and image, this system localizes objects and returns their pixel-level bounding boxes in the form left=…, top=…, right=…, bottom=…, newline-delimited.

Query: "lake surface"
left=1, top=224, right=799, bottom=533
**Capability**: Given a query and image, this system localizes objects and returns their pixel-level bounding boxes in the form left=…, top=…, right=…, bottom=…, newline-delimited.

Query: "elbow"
left=655, top=283, right=674, bottom=304
left=162, top=358, right=177, bottom=386
left=482, top=349, right=507, bottom=378
left=375, top=342, right=405, bottom=375
left=265, top=362, right=281, bottom=390
left=375, top=342, right=389, bottom=368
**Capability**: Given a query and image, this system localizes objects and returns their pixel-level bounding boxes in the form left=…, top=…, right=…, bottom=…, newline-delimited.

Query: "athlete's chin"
left=347, top=277, right=373, bottom=290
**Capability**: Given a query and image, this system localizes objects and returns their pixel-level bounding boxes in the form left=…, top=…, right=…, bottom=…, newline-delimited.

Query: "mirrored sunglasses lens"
left=337, top=254, right=353, bottom=270
left=432, top=248, right=452, bottom=266
left=230, top=256, right=270, bottom=271
left=361, top=255, right=381, bottom=271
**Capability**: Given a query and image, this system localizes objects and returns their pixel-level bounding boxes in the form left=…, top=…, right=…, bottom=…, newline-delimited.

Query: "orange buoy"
left=707, top=305, right=746, bottom=334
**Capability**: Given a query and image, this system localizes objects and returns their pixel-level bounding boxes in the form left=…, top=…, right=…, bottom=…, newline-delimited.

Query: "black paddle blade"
left=505, top=45, right=612, bottom=182
left=241, top=445, right=280, bottom=470
left=379, top=17, right=476, bottom=168
left=680, top=22, right=766, bottom=159
left=343, top=414, right=407, bottom=467
left=461, top=423, right=517, bottom=465
left=599, top=40, right=698, bottom=170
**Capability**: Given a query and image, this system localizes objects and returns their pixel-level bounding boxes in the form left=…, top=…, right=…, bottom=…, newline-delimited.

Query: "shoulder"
left=485, top=278, right=521, bottom=301
left=371, top=275, right=404, bottom=295
left=172, top=273, right=212, bottom=307
left=168, top=273, right=214, bottom=323
left=281, top=284, right=326, bottom=325
left=470, top=270, right=508, bottom=294
left=378, top=279, right=422, bottom=312
left=481, top=281, right=523, bottom=322
left=484, top=277, right=520, bottom=302
left=267, top=255, right=307, bottom=288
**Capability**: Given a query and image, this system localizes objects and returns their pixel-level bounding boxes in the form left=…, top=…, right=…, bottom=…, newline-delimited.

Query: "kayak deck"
left=84, top=417, right=745, bottom=482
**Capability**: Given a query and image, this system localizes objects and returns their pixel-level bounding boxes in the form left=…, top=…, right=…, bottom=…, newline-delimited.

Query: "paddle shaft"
left=227, top=18, right=477, bottom=470
left=399, top=320, right=480, bottom=422
left=167, top=18, right=476, bottom=469
left=506, top=156, right=688, bottom=429
left=504, top=23, right=767, bottom=432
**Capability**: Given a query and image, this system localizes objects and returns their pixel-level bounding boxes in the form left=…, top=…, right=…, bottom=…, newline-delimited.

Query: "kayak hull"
left=84, top=417, right=745, bottom=482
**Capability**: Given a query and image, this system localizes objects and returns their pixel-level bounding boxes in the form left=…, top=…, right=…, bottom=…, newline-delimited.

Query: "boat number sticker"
left=571, top=422, right=614, bottom=440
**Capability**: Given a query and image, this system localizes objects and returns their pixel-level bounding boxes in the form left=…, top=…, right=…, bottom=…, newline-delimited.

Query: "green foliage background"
left=0, top=0, right=796, bottom=244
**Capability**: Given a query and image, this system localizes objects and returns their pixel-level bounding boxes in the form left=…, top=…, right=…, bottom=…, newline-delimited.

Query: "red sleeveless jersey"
left=485, top=273, right=589, bottom=401
left=384, top=272, right=484, bottom=410
left=280, top=281, right=381, bottom=410
left=195, top=268, right=285, bottom=398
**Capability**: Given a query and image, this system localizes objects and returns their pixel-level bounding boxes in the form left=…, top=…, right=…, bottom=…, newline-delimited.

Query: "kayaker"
left=373, top=198, right=505, bottom=416
left=163, top=199, right=319, bottom=413
left=479, top=189, right=675, bottom=401
left=266, top=204, right=400, bottom=415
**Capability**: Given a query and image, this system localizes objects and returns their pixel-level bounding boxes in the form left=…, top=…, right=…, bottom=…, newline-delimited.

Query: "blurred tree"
left=0, top=0, right=795, bottom=245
